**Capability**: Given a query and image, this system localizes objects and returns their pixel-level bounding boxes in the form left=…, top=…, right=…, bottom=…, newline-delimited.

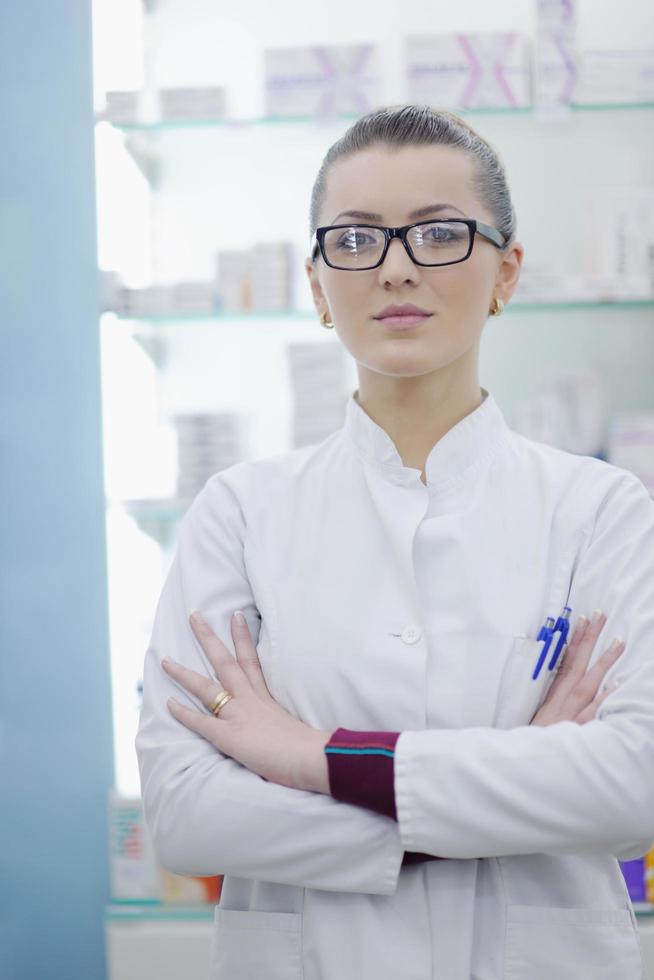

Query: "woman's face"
left=305, top=143, right=523, bottom=381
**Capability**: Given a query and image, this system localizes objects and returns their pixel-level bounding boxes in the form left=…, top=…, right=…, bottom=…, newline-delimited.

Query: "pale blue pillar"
left=0, top=3, right=113, bottom=978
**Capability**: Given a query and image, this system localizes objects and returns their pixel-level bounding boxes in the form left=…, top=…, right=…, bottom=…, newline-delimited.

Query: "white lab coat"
left=135, top=387, right=654, bottom=980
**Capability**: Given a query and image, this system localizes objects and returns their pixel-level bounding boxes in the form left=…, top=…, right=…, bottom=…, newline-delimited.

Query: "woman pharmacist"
left=135, top=104, right=654, bottom=979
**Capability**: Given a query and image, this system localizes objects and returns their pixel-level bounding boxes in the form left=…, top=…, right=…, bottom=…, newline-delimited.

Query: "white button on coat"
left=136, top=387, right=653, bottom=980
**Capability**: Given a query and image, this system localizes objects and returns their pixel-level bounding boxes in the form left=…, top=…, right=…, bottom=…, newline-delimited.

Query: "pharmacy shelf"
left=117, top=497, right=192, bottom=545
left=105, top=903, right=214, bottom=921
left=98, top=101, right=654, bottom=132
left=105, top=900, right=654, bottom=921
left=109, top=298, right=654, bottom=323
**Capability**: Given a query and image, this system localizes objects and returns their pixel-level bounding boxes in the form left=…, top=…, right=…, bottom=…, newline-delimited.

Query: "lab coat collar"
left=343, top=385, right=510, bottom=492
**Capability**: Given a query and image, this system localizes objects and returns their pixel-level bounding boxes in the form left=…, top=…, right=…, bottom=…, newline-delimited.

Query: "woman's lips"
left=376, top=313, right=432, bottom=329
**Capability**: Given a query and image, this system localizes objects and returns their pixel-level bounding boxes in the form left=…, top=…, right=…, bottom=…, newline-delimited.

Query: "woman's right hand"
left=531, top=611, right=626, bottom=727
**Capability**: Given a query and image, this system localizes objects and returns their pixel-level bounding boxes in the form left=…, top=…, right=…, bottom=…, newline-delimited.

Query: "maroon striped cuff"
left=324, top=728, right=444, bottom=865
left=325, top=728, right=400, bottom=819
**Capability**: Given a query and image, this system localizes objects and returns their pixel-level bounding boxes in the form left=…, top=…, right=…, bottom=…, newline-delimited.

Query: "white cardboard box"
left=406, top=32, right=532, bottom=109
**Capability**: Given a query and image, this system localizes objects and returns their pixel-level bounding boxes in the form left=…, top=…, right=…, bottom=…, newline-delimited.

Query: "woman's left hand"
left=162, top=609, right=331, bottom=794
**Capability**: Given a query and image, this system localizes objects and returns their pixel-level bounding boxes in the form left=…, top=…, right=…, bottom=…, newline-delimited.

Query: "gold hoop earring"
left=489, top=297, right=504, bottom=316
left=319, top=311, right=334, bottom=329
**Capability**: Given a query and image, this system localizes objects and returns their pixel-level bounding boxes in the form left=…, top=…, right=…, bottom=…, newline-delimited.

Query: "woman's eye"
left=336, top=232, right=373, bottom=250
left=428, top=227, right=454, bottom=241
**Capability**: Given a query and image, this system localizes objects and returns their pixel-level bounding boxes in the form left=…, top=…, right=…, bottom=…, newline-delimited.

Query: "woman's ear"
left=304, top=256, right=326, bottom=313
left=498, top=240, right=524, bottom=299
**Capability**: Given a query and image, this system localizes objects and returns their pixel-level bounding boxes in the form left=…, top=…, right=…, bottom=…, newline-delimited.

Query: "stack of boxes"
left=287, top=341, right=350, bottom=448
left=100, top=85, right=228, bottom=125
left=158, top=86, right=227, bottom=122
left=250, top=242, right=294, bottom=311
left=574, top=49, right=654, bottom=106
left=109, top=790, right=222, bottom=905
left=533, top=0, right=578, bottom=115
left=621, top=852, right=654, bottom=907
left=173, top=411, right=251, bottom=504
left=102, top=241, right=296, bottom=318
left=607, top=413, right=654, bottom=497
left=106, top=282, right=217, bottom=318
left=406, top=32, right=532, bottom=109
left=214, top=250, right=252, bottom=313
left=215, top=241, right=294, bottom=314
left=263, top=44, right=379, bottom=117
left=583, top=187, right=654, bottom=303
left=103, top=90, right=141, bottom=124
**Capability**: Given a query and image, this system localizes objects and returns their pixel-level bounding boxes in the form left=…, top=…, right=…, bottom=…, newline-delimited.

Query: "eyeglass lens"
left=322, top=221, right=471, bottom=269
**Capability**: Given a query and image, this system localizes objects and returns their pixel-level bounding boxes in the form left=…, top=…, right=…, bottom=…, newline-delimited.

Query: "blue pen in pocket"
left=532, top=616, right=556, bottom=680
left=547, top=606, right=572, bottom=672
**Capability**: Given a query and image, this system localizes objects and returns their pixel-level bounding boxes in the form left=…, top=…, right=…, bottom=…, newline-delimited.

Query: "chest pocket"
left=424, top=632, right=558, bottom=731
left=209, top=908, right=303, bottom=980
left=494, top=636, right=560, bottom=729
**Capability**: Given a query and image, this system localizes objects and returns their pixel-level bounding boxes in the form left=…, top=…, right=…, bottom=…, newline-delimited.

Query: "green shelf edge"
left=97, top=103, right=654, bottom=131
left=106, top=300, right=654, bottom=323
left=103, top=901, right=654, bottom=921
left=105, top=902, right=214, bottom=921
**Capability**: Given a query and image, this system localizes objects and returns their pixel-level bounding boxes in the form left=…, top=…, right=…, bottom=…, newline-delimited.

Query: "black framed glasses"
left=310, top=219, right=508, bottom=271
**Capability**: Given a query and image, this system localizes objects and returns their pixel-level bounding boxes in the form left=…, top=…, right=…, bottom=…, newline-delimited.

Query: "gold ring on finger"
left=209, top=690, right=234, bottom=717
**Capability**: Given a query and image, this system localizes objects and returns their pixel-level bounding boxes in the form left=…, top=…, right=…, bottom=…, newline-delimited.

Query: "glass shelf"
left=116, top=497, right=195, bottom=545
left=633, top=902, right=654, bottom=918
left=109, top=298, right=654, bottom=323
left=104, top=900, right=654, bottom=921
left=105, top=902, right=214, bottom=921
left=98, top=102, right=654, bottom=132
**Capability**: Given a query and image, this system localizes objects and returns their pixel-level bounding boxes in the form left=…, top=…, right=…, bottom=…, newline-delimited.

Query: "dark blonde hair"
left=309, top=103, right=517, bottom=250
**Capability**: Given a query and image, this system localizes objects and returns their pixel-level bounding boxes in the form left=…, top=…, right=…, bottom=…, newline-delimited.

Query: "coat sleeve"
left=134, top=471, right=405, bottom=895
left=393, top=467, right=654, bottom=861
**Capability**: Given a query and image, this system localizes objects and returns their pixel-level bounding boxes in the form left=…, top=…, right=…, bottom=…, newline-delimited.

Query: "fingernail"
left=233, top=610, right=246, bottom=624
left=609, top=636, right=625, bottom=650
left=591, top=609, right=604, bottom=625
left=575, top=615, right=588, bottom=631
left=190, top=609, right=205, bottom=625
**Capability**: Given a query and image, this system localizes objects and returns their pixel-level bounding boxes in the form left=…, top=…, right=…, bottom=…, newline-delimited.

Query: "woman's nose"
left=378, top=237, right=421, bottom=282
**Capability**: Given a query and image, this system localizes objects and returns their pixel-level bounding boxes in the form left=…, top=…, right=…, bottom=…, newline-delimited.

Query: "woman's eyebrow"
left=331, top=203, right=468, bottom=222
